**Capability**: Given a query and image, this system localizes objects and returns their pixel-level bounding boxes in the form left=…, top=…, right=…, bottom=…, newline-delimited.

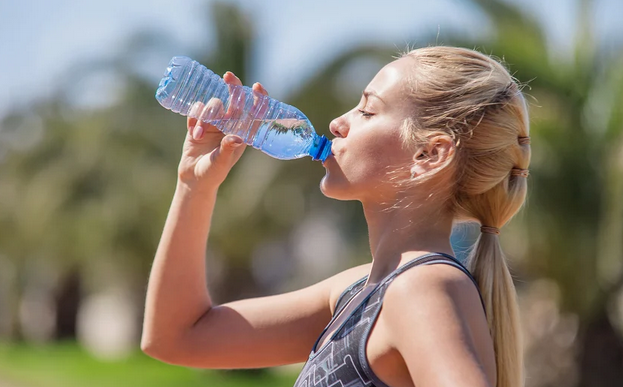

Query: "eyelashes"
left=358, top=109, right=374, bottom=118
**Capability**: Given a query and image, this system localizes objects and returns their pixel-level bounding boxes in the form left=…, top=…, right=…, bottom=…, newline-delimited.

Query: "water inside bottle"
left=207, top=118, right=315, bottom=159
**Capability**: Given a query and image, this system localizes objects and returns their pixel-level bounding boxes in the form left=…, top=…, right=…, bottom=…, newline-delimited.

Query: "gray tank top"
left=292, top=252, right=485, bottom=387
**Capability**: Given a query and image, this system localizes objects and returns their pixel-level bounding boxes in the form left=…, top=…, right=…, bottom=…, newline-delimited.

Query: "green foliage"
left=0, top=342, right=299, bottom=387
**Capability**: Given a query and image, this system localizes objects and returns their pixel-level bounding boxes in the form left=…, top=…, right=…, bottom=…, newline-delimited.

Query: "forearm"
left=142, top=181, right=218, bottom=345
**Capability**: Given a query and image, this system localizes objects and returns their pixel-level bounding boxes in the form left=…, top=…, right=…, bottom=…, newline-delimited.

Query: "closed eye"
left=358, top=110, right=374, bottom=118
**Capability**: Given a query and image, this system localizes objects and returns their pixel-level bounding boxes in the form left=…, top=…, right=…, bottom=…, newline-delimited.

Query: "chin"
left=319, top=174, right=357, bottom=201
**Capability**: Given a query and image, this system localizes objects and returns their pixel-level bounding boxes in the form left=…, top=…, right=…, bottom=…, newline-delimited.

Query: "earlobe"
left=410, top=164, right=427, bottom=179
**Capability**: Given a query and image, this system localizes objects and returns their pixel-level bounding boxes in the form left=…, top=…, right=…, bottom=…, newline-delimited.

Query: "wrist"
left=175, top=179, right=220, bottom=200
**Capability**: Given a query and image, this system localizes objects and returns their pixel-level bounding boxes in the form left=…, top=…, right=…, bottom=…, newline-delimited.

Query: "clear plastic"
left=155, top=56, right=332, bottom=161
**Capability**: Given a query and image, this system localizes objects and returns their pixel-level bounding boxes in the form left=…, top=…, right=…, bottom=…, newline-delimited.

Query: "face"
left=321, top=57, right=416, bottom=203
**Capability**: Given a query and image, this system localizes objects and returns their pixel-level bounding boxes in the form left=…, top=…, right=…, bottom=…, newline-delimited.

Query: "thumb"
left=213, top=135, right=244, bottom=163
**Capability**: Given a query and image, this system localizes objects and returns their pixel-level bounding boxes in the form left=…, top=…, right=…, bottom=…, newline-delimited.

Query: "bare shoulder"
left=379, top=263, right=494, bottom=387
left=383, top=262, right=481, bottom=314
left=380, top=261, right=487, bottom=342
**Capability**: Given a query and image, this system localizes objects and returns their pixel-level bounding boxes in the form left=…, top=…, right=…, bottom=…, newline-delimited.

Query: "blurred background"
left=1, top=0, right=623, bottom=386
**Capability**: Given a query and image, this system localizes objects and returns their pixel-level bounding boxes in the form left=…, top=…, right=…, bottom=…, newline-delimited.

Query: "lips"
left=329, top=139, right=341, bottom=155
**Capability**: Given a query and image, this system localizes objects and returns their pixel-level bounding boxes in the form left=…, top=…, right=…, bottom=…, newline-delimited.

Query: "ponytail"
left=399, top=46, right=531, bottom=387
left=466, top=231, right=524, bottom=387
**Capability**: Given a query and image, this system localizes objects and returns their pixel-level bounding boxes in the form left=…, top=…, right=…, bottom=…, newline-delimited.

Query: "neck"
left=361, top=196, right=455, bottom=284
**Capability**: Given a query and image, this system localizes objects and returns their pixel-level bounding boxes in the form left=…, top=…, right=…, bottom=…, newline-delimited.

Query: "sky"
left=1, top=0, right=622, bottom=119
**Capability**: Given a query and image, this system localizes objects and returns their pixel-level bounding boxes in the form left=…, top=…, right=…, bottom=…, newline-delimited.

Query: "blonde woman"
left=141, top=46, right=530, bottom=387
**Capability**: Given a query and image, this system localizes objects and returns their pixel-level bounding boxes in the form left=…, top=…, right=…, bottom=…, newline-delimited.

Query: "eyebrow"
left=363, top=90, right=385, bottom=104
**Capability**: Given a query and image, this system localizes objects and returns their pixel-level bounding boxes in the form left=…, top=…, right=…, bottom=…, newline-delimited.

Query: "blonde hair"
left=401, top=46, right=530, bottom=387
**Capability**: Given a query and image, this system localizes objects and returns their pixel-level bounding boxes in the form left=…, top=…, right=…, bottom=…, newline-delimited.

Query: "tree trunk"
left=54, top=267, right=82, bottom=340
left=6, top=261, right=24, bottom=342
left=8, top=285, right=23, bottom=342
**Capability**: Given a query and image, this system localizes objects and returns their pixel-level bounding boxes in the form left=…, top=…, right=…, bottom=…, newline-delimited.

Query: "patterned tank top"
left=292, top=252, right=485, bottom=387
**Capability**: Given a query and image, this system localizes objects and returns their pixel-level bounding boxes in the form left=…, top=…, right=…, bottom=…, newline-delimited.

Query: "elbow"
left=140, top=310, right=214, bottom=366
left=140, top=335, right=165, bottom=360
left=141, top=339, right=205, bottom=368
left=140, top=334, right=183, bottom=365
left=140, top=335, right=157, bottom=357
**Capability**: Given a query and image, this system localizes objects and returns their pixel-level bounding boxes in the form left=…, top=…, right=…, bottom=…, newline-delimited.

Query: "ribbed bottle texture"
left=156, top=56, right=332, bottom=161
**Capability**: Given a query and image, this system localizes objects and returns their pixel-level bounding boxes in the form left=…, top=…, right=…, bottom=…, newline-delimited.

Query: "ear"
left=410, top=135, right=455, bottom=178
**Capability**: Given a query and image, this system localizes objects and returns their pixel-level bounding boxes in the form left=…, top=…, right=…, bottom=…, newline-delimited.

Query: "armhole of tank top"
left=334, top=275, right=368, bottom=314
left=357, top=283, right=393, bottom=387
left=309, top=275, right=369, bottom=356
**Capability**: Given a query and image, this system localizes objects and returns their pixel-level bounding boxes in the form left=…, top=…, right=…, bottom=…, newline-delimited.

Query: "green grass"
left=0, top=342, right=300, bottom=387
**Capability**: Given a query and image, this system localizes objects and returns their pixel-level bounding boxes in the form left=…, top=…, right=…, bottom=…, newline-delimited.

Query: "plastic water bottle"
left=155, top=56, right=332, bottom=162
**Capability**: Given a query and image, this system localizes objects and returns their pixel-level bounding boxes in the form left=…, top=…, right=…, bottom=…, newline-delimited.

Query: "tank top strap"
left=378, top=252, right=485, bottom=314
left=388, top=252, right=463, bottom=280
left=334, top=253, right=485, bottom=318
left=334, top=276, right=368, bottom=313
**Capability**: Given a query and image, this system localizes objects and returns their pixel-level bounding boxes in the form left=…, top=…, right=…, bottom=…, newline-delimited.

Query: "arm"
left=382, top=264, right=496, bottom=387
left=141, top=75, right=333, bottom=368
left=142, top=184, right=335, bottom=368
left=141, top=184, right=333, bottom=367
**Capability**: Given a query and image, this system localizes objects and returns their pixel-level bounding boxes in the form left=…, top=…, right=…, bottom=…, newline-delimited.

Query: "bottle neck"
left=309, top=135, right=332, bottom=161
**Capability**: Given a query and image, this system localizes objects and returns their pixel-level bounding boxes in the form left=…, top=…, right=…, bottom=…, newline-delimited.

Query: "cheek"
left=323, top=149, right=399, bottom=202
left=322, top=120, right=410, bottom=199
left=346, top=131, right=407, bottom=179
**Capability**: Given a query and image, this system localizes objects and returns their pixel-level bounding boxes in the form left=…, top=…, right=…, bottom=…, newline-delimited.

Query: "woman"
left=141, top=46, right=530, bottom=387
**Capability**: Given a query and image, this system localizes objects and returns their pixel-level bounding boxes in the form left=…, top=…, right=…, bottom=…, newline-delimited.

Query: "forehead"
left=365, top=57, right=413, bottom=100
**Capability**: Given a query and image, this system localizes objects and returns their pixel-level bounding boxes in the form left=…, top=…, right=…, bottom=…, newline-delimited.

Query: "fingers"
left=187, top=73, right=269, bottom=141
left=224, top=72, right=268, bottom=96
left=252, top=82, right=268, bottom=96
left=247, top=82, right=268, bottom=122
left=187, top=99, right=225, bottom=140
left=223, top=71, right=246, bottom=120
left=223, top=71, right=243, bottom=87
left=225, top=70, right=267, bottom=95
left=223, top=134, right=244, bottom=148
left=187, top=101, right=204, bottom=129
left=211, top=134, right=244, bottom=165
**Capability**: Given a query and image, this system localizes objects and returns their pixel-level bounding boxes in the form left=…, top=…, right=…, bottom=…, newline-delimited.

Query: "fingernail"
left=193, top=125, right=204, bottom=140
left=229, top=136, right=243, bottom=146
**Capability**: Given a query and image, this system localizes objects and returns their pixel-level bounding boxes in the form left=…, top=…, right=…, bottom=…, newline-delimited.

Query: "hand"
left=177, top=72, right=269, bottom=191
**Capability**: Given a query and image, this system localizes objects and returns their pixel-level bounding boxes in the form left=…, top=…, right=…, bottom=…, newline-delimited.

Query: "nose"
left=329, top=115, right=348, bottom=138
